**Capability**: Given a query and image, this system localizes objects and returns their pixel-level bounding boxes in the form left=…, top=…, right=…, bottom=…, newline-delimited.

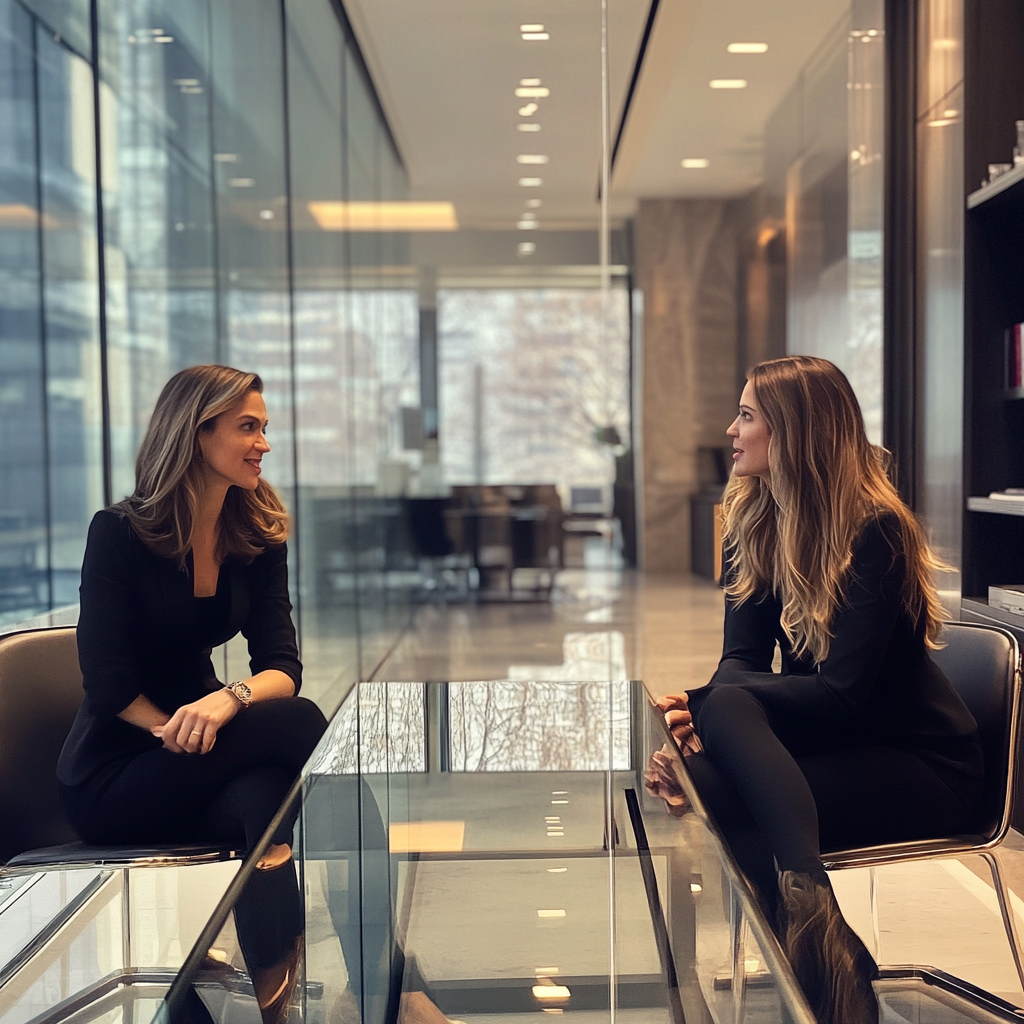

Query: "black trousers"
left=60, top=697, right=328, bottom=971
left=686, top=685, right=984, bottom=921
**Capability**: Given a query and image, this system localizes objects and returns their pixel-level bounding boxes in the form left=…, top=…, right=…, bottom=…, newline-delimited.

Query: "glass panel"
left=36, top=27, right=105, bottom=608
left=285, top=0, right=359, bottom=710
left=0, top=0, right=48, bottom=626
left=917, top=0, right=964, bottom=609
left=763, top=0, right=886, bottom=442
left=98, top=0, right=218, bottom=503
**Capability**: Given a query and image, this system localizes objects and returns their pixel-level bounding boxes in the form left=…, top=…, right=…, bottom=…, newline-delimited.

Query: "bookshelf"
left=961, top=1, right=1024, bottom=643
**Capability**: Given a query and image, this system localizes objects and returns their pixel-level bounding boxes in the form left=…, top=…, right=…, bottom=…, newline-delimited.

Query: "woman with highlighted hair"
left=649, top=356, right=983, bottom=1023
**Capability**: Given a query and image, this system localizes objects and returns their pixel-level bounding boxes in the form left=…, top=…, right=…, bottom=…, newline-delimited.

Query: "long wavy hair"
left=113, top=365, right=289, bottom=564
left=721, top=355, right=947, bottom=664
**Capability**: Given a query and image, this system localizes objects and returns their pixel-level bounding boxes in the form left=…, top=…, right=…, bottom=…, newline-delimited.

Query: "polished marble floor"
left=376, top=567, right=725, bottom=697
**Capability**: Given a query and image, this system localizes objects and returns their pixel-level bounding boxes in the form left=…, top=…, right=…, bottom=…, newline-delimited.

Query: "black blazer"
left=692, top=513, right=983, bottom=779
left=57, top=509, right=303, bottom=787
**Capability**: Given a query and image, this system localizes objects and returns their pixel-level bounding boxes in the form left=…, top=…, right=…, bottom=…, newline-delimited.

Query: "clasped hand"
left=151, top=689, right=239, bottom=755
left=652, top=692, right=703, bottom=756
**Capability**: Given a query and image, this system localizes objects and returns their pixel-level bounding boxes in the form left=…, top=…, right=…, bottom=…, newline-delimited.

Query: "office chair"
left=820, top=621, right=1024, bottom=988
left=0, top=626, right=239, bottom=987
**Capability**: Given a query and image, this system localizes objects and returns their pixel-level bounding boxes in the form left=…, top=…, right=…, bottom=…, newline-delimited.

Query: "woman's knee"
left=230, top=696, right=327, bottom=770
left=696, top=685, right=769, bottom=752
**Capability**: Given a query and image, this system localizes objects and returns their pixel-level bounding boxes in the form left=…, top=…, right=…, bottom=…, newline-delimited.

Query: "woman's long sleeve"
left=241, top=543, right=303, bottom=692
left=709, top=517, right=904, bottom=724
left=76, top=511, right=144, bottom=717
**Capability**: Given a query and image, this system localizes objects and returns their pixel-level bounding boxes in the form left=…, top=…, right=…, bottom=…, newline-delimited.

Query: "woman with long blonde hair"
left=57, top=365, right=327, bottom=1023
left=652, top=356, right=983, bottom=1023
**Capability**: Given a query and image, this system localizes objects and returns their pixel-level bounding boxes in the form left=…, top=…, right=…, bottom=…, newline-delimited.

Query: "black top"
left=697, top=513, right=983, bottom=778
left=57, top=509, right=303, bottom=787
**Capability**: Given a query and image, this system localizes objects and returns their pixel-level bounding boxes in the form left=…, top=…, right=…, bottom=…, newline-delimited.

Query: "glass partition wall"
left=0, top=0, right=427, bottom=706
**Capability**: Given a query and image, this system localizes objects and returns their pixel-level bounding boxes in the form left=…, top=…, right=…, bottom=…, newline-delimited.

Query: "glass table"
left=3, top=681, right=1024, bottom=1024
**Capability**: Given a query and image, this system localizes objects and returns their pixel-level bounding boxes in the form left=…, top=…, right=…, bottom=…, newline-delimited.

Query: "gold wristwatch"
left=224, top=680, right=253, bottom=708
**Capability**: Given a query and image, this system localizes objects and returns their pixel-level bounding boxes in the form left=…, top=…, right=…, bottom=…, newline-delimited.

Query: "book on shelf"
left=988, top=489, right=1024, bottom=501
left=989, top=585, right=1024, bottom=615
left=1008, top=323, right=1024, bottom=389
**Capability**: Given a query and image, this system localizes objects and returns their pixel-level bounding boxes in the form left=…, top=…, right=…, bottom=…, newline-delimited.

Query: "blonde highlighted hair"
left=113, top=365, right=288, bottom=564
left=722, top=355, right=947, bottom=664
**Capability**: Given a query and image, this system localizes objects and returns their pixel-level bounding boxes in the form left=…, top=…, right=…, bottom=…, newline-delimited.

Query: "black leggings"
left=686, top=685, right=982, bottom=916
left=60, top=697, right=328, bottom=970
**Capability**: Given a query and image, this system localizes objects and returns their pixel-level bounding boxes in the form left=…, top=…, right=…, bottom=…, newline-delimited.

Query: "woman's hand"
left=653, top=692, right=703, bottom=755
left=152, top=689, right=240, bottom=755
left=644, top=745, right=691, bottom=817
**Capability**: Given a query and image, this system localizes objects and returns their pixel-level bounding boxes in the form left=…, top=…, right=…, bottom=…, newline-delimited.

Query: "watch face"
left=234, top=682, right=253, bottom=700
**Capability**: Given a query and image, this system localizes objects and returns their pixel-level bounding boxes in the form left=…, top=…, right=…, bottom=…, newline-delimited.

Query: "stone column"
left=635, top=199, right=739, bottom=573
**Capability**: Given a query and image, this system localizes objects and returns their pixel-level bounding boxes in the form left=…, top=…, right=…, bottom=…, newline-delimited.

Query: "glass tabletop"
left=148, top=680, right=812, bottom=1024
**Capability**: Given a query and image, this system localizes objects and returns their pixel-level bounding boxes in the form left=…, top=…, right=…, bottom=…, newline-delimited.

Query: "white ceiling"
left=342, top=0, right=854, bottom=230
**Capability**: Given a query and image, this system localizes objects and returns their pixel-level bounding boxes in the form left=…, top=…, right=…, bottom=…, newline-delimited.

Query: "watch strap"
left=225, top=681, right=253, bottom=708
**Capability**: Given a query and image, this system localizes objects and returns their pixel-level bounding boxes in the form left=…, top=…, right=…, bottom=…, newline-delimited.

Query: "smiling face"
left=198, top=390, right=270, bottom=493
left=727, top=379, right=771, bottom=482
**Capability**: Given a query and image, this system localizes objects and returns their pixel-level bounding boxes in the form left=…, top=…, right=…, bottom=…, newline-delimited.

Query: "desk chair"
left=821, top=621, right=1024, bottom=988
left=0, top=626, right=238, bottom=988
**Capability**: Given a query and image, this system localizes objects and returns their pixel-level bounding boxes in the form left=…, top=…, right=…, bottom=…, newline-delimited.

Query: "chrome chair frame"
left=820, top=621, right=1024, bottom=989
left=0, top=626, right=240, bottom=995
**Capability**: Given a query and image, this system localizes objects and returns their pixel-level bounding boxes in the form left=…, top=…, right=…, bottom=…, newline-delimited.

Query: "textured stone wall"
left=635, top=199, right=739, bottom=573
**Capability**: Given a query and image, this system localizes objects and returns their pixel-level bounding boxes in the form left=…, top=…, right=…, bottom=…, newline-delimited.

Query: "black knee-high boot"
left=778, top=870, right=879, bottom=1024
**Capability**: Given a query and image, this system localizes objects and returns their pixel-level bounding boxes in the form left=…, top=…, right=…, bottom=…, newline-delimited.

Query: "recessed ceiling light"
left=259, top=209, right=274, bottom=220
left=228, top=177, right=255, bottom=187
left=520, top=78, right=542, bottom=86
left=517, top=154, right=548, bottom=164
left=155, top=35, right=173, bottom=42
left=518, top=123, right=541, bottom=132
left=943, top=108, right=959, bottom=117
left=518, top=241, right=536, bottom=256
left=681, top=158, right=709, bottom=168
left=307, top=201, right=459, bottom=231
left=526, top=199, right=542, bottom=208
left=727, top=42, right=768, bottom=53
left=933, top=38, right=957, bottom=48
left=519, top=177, right=543, bottom=186
left=520, top=24, right=544, bottom=31
left=516, top=86, right=550, bottom=98
left=519, top=103, right=539, bottom=116
left=522, top=32, right=550, bottom=40
left=517, top=220, right=538, bottom=229
left=710, top=79, right=747, bottom=89
left=213, top=153, right=238, bottom=162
